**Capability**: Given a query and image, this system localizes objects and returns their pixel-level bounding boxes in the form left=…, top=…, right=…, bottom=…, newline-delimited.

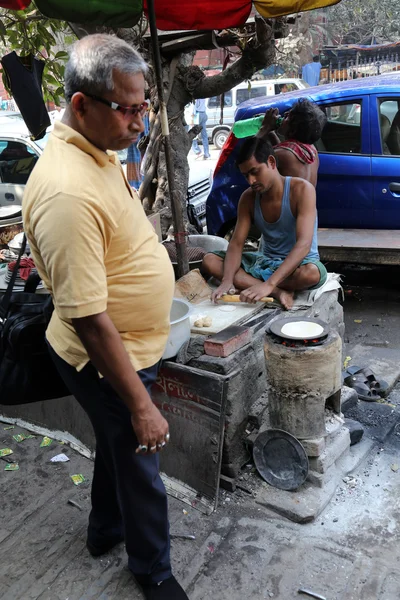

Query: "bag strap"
left=0, top=234, right=27, bottom=321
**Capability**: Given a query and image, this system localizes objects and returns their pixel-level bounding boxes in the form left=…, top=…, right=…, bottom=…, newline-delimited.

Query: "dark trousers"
left=48, top=345, right=171, bottom=585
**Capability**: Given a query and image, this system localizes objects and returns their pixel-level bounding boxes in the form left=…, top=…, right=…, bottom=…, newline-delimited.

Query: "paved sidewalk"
left=1, top=389, right=400, bottom=600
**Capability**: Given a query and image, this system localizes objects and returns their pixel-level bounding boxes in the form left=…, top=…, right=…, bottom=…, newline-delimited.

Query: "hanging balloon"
left=0, top=0, right=31, bottom=8
left=34, top=0, right=342, bottom=31
left=142, top=0, right=251, bottom=31
left=254, top=0, right=341, bottom=18
left=35, top=0, right=142, bottom=28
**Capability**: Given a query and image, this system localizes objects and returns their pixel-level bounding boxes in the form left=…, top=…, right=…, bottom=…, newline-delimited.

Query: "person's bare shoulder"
left=290, top=177, right=316, bottom=210
left=238, top=187, right=256, bottom=218
left=238, top=187, right=256, bottom=207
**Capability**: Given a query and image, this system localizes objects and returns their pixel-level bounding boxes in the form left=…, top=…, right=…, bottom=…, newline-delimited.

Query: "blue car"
left=206, top=73, right=400, bottom=240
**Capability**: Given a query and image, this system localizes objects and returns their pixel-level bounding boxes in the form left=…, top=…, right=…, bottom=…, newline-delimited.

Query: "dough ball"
left=203, top=316, right=213, bottom=327
left=194, top=317, right=204, bottom=327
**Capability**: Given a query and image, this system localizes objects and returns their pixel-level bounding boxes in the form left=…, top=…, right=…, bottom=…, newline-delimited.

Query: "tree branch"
left=187, top=16, right=278, bottom=100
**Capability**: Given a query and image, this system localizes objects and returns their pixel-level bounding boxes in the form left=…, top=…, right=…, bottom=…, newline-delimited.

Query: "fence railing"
left=321, top=54, right=400, bottom=83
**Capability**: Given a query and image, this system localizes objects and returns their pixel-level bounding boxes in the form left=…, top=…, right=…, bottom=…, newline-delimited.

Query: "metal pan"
left=253, top=429, right=309, bottom=491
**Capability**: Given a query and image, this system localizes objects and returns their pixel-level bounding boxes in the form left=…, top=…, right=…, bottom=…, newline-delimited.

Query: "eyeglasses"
left=84, top=93, right=149, bottom=119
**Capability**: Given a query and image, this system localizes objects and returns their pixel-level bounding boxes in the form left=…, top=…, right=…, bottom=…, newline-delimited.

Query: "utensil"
left=269, top=316, right=330, bottom=341
left=219, top=294, right=274, bottom=304
left=253, top=429, right=309, bottom=491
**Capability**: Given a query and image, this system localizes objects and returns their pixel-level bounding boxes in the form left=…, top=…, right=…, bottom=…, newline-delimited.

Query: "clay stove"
left=264, top=317, right=350, bottom=489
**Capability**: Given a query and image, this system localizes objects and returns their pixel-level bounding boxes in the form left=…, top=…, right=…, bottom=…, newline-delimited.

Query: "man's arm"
left=211, top=190, right=253, bottom=301
left=72, top=313, right=168, bottom=453
left=255, top=107, right=280, bottom=139
left=240, top=180, right=317, bottom=302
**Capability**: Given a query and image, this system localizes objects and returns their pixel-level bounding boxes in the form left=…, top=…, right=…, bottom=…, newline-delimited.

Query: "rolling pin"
left=219, top=294, right=274, bottom=303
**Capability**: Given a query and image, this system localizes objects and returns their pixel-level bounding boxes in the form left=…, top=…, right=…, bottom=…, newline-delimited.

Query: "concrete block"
left=308, top=426, right=351, bottom=474
left=325, top=414, right=344, bottom=440
left=204, top=326, right=250, bottom=358
left=301, top=436, right=326, bottom=457
left=341, top=385, right=358, bottom=413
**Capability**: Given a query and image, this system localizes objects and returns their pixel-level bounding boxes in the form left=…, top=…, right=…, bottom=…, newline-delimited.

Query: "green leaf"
left=45, top=74, right=59, bottom=87
left=54, top=51, right=69, bottom=60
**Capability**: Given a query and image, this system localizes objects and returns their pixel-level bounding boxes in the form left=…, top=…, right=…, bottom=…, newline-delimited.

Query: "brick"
left=308, top=427, right=350, bottom=474
left=307, top=464, right=338, bottom=488
left=204, top=326, right=251, bottom=358
left=301, top=437, right=326, bottom=457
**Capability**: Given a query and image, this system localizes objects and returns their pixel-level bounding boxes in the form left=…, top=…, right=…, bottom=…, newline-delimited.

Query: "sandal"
left=344, top=373, right=381, bottom=402
left=343, top=366, right=389, bottom=398
left=357, top=367, right=389, bottom=398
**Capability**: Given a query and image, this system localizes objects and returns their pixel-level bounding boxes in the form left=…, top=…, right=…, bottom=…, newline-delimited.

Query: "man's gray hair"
left=65, top=33, right=148, bottom=100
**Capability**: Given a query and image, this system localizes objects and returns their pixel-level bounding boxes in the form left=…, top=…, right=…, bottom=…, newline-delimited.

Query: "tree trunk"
left=139, top=16, right=280, bottom=236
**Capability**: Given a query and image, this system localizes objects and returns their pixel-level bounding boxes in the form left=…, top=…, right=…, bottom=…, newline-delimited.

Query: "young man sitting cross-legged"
left=202, top=137, right=327, bottom=310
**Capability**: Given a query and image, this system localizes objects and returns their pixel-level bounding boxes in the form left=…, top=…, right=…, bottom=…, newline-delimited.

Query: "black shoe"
left=86, top=534, right=124, bottom=557
left=140, top=575, right=189, bottom=600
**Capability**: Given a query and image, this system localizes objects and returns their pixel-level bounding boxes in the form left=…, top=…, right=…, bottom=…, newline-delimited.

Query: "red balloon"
left=0, top=0, right=31, bottom=8
left=143, top=0, right=251, bottom=31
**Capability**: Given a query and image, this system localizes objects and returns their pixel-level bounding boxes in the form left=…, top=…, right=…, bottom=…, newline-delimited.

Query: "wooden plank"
left=318, top=229, right=400, bottom=265
left=319, top=247, right=400, bottom=266
left=318, top=229, right=400, bottom=250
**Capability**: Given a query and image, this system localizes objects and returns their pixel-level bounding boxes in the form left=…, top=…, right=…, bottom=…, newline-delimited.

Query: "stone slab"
left=256, top=477, right=338, bottom=523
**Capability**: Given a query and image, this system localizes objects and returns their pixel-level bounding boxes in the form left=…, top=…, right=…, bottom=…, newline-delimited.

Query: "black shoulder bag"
left=0, top=236, right=69, bottom=405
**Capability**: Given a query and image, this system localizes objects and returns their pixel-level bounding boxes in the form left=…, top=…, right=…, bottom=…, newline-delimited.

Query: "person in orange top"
left=23, top=34, right=188, bottom=600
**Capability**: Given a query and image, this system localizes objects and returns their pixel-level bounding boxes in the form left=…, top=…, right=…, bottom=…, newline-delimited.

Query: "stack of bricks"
left=302, top=418, right=351, bottom=489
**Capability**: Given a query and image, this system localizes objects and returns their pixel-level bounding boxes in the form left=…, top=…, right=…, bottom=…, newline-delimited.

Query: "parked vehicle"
left=0, top=128, right=211, bottom=229
left=206, top=78, right=309, bottom=149
left=206, top=72, right=400, bottom=239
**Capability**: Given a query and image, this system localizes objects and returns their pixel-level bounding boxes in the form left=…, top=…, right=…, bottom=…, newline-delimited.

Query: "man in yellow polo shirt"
left=23, top=34, right=188, bottom=600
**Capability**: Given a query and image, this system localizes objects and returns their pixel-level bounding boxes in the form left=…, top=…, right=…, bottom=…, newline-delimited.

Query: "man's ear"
left=268, top=155, right=277, bottom=169
left=70, top=92, right=89, bottom=119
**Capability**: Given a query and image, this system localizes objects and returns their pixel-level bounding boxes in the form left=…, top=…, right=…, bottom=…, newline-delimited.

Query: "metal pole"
left=147, top=0, right=189, bottom=277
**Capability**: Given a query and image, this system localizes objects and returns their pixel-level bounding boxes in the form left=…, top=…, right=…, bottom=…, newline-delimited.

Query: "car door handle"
left=389, top=182, right=400, bottom=193
left=5, top=193, right=15, bottom=201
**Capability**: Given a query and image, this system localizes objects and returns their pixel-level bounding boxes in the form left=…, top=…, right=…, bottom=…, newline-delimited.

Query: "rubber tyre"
left=213, top=129, right=230, bottom=149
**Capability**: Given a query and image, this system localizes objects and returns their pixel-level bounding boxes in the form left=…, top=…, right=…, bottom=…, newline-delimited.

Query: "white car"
left=0, top=128, right=211, bottom=231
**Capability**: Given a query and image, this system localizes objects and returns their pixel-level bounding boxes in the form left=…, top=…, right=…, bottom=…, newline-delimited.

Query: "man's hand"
left=240, top=280, right=275, bottom=304
left=132, top=401, right=170, bottom=455
left=256, top=108, right=280, bottom=138
left=211, top=280, right=236, bottom=303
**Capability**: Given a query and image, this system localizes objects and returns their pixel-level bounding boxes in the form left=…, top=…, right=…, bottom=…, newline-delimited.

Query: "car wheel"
left=223, top=225, right=260, bottom=252
left=213, top=129, right=229, bottom=150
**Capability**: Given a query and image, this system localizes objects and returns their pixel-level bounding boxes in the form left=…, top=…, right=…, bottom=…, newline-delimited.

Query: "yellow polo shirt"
left=22, top=121, right=174, bottom=372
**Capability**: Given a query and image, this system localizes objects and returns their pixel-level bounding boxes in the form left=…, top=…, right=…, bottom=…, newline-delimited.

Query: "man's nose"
left=248, top=175, right=256, bottom=186
left=128, top=115, right=145, bottom=133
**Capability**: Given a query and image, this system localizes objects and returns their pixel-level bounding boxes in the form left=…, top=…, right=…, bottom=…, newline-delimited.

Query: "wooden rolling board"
left=189, top=299, right=265, bottom=335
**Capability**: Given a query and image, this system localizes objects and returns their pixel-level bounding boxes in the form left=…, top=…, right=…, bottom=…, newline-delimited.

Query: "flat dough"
left=281, top=321, right=324, bottom=338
